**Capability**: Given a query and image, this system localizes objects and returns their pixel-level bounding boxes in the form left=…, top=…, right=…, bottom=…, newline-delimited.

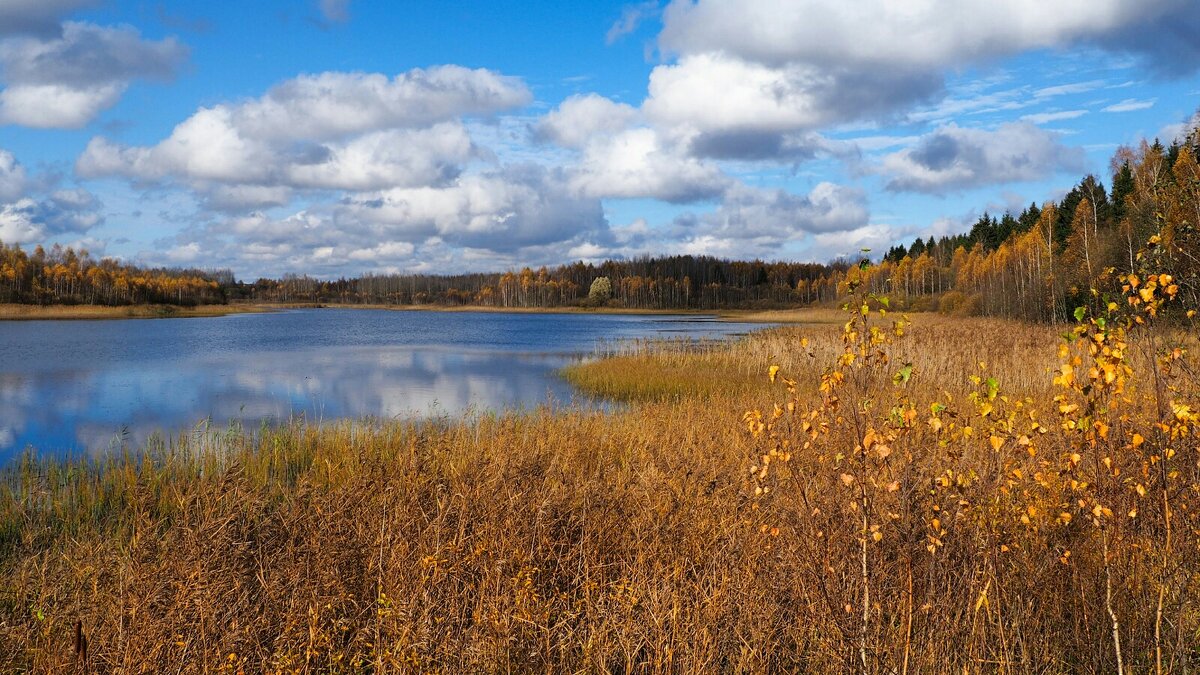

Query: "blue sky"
left=0, top=0, right=1197, bottom=279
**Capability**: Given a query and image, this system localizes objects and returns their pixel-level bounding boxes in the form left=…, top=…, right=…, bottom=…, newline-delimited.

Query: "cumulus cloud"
left=0, top=148, right=103, bottom=244
left=535, top=96, right=731, bottom=202
left=82, top=120, right=474, bottom=193
left=0, top=22, right=187, bottom=128
left=0, top=0, right=95, bottom=36
left=227, top=68, right=530, bottom=141
left=535, top=94, right=639, bottom=148
left=566, top=127, right=729, bottom=202
left=656, top=181, right=869, bottom=258
left=635, top=0, right=1199, bottom=158
left=0, top=189, right=103, bottom=244
left=684, top=181, right=865, bottom=236
left=146, top=165, right=611, bottom=277
left=645, top=53, right=938, bottom=135
left=642, top=52, right=941, bottom=161
left=879, top=122, right=1086, bottom=193
left=811, top=223, right=911, bottom=260
left=342, top=165, right=608, bottom=252
left=658, top=0, right=1197, bottom=72
left=0, top=150, right=28, bottom=202
left=78, top=67, right=531, bottom=207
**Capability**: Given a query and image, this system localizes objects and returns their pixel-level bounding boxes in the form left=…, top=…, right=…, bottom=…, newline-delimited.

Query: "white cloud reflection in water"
left=0, top=309, right=764, bottom=461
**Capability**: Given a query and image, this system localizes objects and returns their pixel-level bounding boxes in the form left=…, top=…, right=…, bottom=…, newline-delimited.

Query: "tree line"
left=868, top=130, right=1199, bottom=322
left=0, top=243, right=227, bottom=306
left=235, top=257, right=846, bottom=309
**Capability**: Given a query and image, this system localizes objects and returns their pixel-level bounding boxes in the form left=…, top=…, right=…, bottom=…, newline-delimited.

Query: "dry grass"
left=717, top=307, right=849, bottom=324
left=565, top=313, right=1061, bottom=403
left=2, top=311, right=1199, bottom=672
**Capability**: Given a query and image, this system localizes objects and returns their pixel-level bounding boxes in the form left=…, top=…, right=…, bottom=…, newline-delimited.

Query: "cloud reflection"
left=0, top=310, right=761, bottom=461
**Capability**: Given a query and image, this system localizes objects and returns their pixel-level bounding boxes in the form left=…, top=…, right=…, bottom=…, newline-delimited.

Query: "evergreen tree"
left=1110, top=161, right=1134, bottom=224
left=1017, top=202, right=1041, bottom=234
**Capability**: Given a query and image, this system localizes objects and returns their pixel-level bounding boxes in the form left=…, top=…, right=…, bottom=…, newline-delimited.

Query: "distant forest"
left=3, top=123, right=1197, bottom=322
left=0, top=243, right=227, bottom=306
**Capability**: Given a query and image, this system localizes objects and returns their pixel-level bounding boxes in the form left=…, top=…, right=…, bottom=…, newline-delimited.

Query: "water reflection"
left=0, top=309, right=764, bottom=461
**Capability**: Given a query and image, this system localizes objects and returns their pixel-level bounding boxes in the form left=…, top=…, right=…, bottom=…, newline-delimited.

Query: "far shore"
left=0, top=301, right=843, bottom=324
left=0, top=303, right=271, bottom=321
left=303, top=302, right=846, bottom=324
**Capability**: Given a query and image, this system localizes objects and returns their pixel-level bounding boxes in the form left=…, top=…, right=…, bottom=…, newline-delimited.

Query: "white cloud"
left=230, top=68, right=530, bottom=141
left=647, top=181, right=871, bottom=259
left=284, top=124, right=473, bottom=191
left=635, top=0, right=1198, bottom=151
left=658, top=0, right=1195, bottom=71
left=0, top=189, right=103, bottom=244
left=147, top=165, right=612, bottom=277
left=646, top=53, right=935, bottom=135
left=348, top=241, right=415, bottom=261
left=642, top=52, right=940, bottom=160
left=681, top=181, right=866, bottom=236
left=535, top=96, right=730, bottom=202
left=812, top=223, right=910, bottom=260
left=205, top=185, right=293, bottom=212
left=1160, top=110, right=1200, bottom=144
left=879, top=122, right=1086, bottom=193
left=0, top=149, right=28, bottom=202
left=78, top=67, right=531, bottom=206
left=0, top=148, right=103, bottom=245
left=536, top=94, right=638, bottom=148
left=0, top=22, right=187, bottom=128
left=1020, top=110, right=1089, bottom=124
left=567, top=127, right=729, bottom=202
left=342, top=166, right=608, bottom=251
left=1102, top=98, right=1156, bottom=113
left=1033, top=80, right=1107, bottom=99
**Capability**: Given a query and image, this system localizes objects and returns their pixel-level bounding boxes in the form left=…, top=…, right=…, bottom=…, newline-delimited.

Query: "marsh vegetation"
left=3, top=280, right=1199, bottom=671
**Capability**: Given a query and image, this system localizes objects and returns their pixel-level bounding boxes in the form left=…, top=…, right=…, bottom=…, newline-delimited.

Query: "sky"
left=0, top=0, right=1198, bottom=280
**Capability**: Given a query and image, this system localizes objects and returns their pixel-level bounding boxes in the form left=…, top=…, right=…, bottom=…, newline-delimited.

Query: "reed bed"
left=566, top=314, right=1064, bottom=404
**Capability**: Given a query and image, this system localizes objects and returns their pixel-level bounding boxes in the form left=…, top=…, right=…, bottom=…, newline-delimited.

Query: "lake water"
left=0, top=309, right=764, bottom=462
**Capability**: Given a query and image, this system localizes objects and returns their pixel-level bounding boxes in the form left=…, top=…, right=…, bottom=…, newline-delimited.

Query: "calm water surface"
left=0, top=309, right=764, bottom=461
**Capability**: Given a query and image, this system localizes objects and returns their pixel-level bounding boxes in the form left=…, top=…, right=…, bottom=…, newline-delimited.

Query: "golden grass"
left=1, top=311, right=1199, bottom=671
left=0, top=303, right=269, bottom=321
left=716, top=307, right=849, bottom=324
left=565, top=313, right=1061, bottom=403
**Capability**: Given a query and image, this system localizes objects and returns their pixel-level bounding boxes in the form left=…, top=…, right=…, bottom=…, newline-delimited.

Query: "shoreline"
left=0, top=303, right=271, bottom=321
left=275, top=303, right=846, bottom=324
left=0, top=301, right=842, bottom=324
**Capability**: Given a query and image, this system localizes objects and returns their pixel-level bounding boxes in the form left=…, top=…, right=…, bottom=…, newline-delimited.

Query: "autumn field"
left=2, top=273, right=1199, bottom=673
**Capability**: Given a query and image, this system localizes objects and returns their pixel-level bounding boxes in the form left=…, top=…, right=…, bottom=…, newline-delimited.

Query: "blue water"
left=0, top=309, right=763, bottom=461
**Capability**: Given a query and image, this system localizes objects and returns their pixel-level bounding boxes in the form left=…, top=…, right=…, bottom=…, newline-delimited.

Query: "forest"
left=3, top=124, right=1197, bottom=322
left=0, top=243, right=227, bottom=307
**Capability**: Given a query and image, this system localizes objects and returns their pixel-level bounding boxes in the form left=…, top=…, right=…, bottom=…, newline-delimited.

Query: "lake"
left=0, top=309, right=765, bottom=462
